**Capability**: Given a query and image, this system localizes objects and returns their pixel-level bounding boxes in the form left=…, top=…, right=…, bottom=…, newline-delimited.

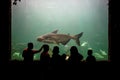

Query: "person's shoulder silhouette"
left=40, top=44, right=50, bottom=65
left=68, top=46, right=83, bottom=64
left=61, top=53, right=67, bottom=65
left=51, top=46, right=61, bottom=65
left=86, top=49, right=96, bottom=63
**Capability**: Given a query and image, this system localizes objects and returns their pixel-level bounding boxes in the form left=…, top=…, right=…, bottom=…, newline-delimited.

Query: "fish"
left=81, top=41, right=88, bottom=47
left=12, top=52, right=22, bottom=60
left=93, top=53, right=104, bottom=59
left=100, top=49, right=107, bottom=56
left=37, top=30, right=83, bottom=46
left=12, top=52, right=20, bottom=57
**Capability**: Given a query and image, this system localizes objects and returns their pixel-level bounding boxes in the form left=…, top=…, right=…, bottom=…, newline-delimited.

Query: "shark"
left=37, top=30, right=83, bottom=46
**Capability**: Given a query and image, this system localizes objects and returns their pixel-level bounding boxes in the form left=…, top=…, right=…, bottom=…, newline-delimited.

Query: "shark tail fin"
left=73, top=32, right=83, bottom=46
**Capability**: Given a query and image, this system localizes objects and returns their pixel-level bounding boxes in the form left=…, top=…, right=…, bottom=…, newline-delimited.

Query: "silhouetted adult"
left=22, top=42, right=43, bottom=63
left=40, top=44, right=50, bottom=65
left=68, top=46, right=83, bottom=64
left=86, top=49, right=96, bottom=63
left=51, top=46, right=61, bottom=65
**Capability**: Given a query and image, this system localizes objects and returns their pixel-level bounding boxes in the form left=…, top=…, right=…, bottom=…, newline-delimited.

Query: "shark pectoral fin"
left=61, top=42, right=65, bottom=45
left=61, top=39, right=70, bottom=45
left=56, top=42, right=59, bottom=45
left=53, top=41, right=59, bottom=45
left=55, top=42, right=59, bottom=45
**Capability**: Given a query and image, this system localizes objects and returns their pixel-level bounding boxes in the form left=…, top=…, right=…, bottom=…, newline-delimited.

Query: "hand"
left=39, top=45, right=43, bottom=51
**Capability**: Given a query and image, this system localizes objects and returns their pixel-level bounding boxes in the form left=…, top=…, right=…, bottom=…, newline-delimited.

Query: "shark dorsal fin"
left=51, top=30, right=58, bottom=34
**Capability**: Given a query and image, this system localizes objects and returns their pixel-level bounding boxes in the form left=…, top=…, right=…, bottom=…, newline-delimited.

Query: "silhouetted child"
left=68, top=46, right=83, bottom=64
left=22, top=42, right=43, bottom=63
left=86, top=49, right=96, bottom=63
left=40, top=44, right=50, bottom=65
left=51, top=46, right=61, bottom=65
left=61, top=54, right=67, bottom=65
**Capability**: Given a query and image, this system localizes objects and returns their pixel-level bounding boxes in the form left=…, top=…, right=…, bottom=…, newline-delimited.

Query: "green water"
left=11, top=0, right=108, bottom=61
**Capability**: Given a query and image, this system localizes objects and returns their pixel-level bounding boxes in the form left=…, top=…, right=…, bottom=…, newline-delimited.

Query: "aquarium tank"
left=11, top=0, right=108, bottom=61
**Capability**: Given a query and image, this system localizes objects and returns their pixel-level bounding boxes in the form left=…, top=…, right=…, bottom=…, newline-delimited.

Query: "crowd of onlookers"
left=22, top=42, right=96, bottom=64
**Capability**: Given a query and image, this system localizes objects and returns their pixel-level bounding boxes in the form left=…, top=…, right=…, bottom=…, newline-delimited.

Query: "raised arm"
left=33, top=46, right=43, bottom=54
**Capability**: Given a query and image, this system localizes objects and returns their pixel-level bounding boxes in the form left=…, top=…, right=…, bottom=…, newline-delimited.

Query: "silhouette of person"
left=22, top=42, right=42, bottom=63
left=51, top=46, right=61, bottom=65
left=68, top=46, right=83, bottom=64
left=40, top=44, right=50, bottom=65
left=61, top=54, right=67, bottom=65
left=86, top=49, right=96, bottom=63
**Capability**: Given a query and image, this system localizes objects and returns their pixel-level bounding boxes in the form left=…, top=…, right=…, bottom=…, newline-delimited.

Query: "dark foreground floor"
left=1, top=61, right=115, bottom=80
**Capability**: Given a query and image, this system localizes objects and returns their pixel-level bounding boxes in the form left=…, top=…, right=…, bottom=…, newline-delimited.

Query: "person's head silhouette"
left=86, top=49, right=96, bottom=63
left=42, top=44, right=49, bottom=52
left=70, top=46, right=78, bottom=54
left=28, top=42, right=33, bottom=50
left=87, top=49, right=93, bottom=56
left=52, top=46, right=59, bottom=55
